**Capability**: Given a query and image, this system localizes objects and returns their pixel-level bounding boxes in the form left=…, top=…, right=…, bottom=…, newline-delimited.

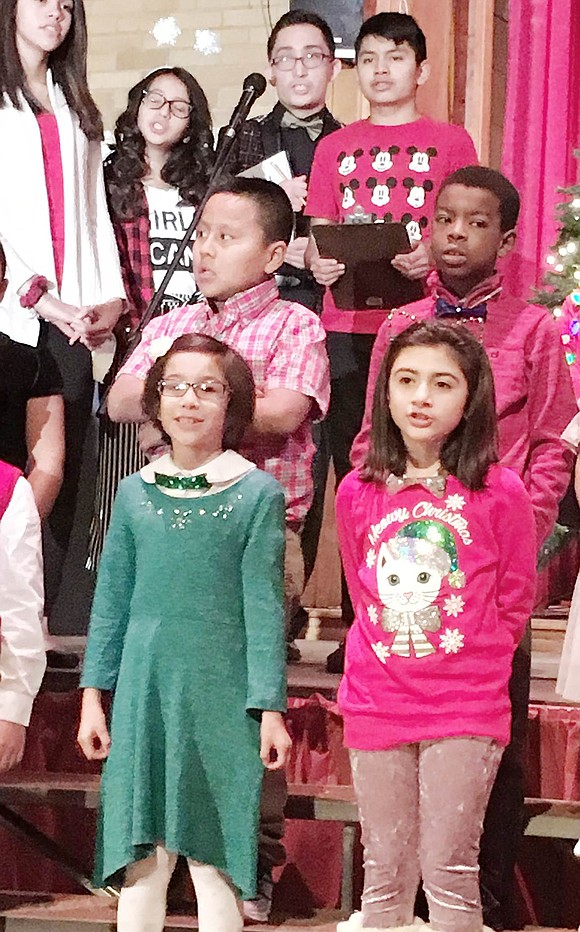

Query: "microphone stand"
left=97, top=97, right=259, bottom=414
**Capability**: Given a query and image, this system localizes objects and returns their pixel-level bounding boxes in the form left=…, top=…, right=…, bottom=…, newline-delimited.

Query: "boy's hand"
left=280, top=175, right=308, bottom=212
left=284, top=236, right=308, bottom=270
left=0, top=721, right=26, bottom=772
left=77, top=690, right=111, bottom=761
left=260, top=711, right=291, bottom=771
left=391, top=240, right=431, bottom=280
left=310, top=256, right=346, bottom=287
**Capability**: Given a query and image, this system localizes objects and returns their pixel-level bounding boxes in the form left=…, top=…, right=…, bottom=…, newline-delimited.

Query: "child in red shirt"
left=305, top=12, right=477, bottom=480
left=336, top=321, right=536, bottom=932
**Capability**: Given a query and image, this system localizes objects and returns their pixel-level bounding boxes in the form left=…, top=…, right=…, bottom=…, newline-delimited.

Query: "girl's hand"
left=260, top=711, right=291, bottom=771
left=34, top=293, right=89, bottom=342
left=0, top=721, right=26, bottom=773
left=77, top=689, right=111, bottom=761
left=79, top=300, right=124, bottom=349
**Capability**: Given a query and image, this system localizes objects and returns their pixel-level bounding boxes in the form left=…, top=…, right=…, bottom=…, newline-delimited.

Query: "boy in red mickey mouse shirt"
left=305, top=12, right=476, bottom=487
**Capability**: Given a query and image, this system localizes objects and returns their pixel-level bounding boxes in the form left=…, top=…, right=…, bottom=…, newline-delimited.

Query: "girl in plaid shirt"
left=88, top=67, right=214, bottom=569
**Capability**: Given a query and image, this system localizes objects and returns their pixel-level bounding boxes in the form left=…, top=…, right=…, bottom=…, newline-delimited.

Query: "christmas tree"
left=536, top=150, right=580, bottom=389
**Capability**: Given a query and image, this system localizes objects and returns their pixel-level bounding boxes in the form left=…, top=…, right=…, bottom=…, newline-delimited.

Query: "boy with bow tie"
left=351, top=164, right=576, bottom=931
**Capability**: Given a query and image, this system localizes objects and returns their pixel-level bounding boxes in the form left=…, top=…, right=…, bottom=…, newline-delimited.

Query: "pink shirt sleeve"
left=335, top=471, right=366, bottom=608
left=491, top=468, right=537, bottom=646
left=446, top=125, right=479, bottom=172
left=265, top=311, right=330, bottom=418
left=525, top=313, right=577, bottom=547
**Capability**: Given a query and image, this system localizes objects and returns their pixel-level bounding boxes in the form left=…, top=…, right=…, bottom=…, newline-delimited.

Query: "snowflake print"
left=445, top=493, right=466, bottom=511
left=443, top=595, right=465, bottom=618
left=439, top=628, right=465, bottom=654
left=372, top=641, right=390, bottom=663
left=368, top=605, right=379, bottom=626
left=366, top=548, right=377, bottom=568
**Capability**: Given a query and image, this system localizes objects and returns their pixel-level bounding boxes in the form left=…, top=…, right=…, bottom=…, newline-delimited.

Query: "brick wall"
left=86, top=0, right=288, bottom=136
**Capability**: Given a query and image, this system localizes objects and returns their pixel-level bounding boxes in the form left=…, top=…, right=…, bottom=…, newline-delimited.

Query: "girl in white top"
left=0, top=0, right=125, bottom=621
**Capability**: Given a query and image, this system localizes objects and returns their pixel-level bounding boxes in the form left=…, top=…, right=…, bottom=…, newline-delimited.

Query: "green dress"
left=81, top=456, right=287, bottom=898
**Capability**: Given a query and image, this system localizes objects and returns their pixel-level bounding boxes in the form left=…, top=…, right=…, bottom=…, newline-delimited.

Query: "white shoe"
left=337, top=912, right=363, bottom=931
left=337, top=915, right=425, bottom=932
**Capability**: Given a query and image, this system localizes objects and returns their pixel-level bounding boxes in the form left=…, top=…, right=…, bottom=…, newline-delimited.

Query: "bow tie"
left=386, top=474, right=447, bottom=499
left=435, top=297, right=487, bottom=321
left=155, top=472, right=212, bottom=491
left=280, top=110, right=324, bottom=141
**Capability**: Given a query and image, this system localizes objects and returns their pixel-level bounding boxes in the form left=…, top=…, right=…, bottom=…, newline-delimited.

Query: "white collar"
left=141, top=449, right=256, bottom=497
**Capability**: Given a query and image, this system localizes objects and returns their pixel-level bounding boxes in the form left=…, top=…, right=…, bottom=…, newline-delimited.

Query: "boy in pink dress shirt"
left=351, top=165, right=576, bottom=930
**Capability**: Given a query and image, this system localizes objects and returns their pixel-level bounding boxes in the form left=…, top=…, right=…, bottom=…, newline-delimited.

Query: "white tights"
left=116, top=846, right=243, bottom=932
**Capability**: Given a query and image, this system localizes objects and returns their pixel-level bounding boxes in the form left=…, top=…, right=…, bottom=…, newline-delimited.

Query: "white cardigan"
left=0, top=73, right=124, bottom=346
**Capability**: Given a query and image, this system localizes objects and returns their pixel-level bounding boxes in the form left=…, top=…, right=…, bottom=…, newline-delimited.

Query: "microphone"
left=222, top=73, right=267, bottom=140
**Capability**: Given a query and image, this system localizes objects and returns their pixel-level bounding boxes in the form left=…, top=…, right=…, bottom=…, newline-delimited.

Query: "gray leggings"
left=350, top=737, right=503, bottom=932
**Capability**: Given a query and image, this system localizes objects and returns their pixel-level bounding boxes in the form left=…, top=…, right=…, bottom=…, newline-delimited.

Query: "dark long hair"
left=0, top=0, right=103, bottom=140
left=143, top=333, right=255, bottom=451
left=105, top=68, right=214, bottom=221
left=362, top=321, right=498, bottom=491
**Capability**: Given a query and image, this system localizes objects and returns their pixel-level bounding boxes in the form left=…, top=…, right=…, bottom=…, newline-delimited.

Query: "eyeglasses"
left=141, top=89, right=192, bottom=120
left=158, top=379, right=229, bottom=401
left=270, top=51, right=331, bottom=71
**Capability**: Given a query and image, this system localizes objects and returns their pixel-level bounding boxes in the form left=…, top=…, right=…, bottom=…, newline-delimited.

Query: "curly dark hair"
left=106, top=68, right=214, bottom=221
left=142, top=333, right=255, bottom=451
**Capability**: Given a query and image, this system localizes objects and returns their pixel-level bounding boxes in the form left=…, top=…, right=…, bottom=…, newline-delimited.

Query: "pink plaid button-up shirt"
left=119, top=279, right=330, bottom=524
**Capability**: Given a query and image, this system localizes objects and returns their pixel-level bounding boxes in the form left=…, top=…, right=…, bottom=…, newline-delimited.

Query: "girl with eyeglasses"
left=0, top=0, right=125, bottom=622
left=87, top=68, right=214, bottom=569
left=78, top=332, right=290, bottom=932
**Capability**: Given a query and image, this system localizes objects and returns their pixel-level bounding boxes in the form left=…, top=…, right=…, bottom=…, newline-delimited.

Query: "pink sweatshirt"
left=350, top=279, right=577, bottom=548
left=336, top=466, right=536, bottom=750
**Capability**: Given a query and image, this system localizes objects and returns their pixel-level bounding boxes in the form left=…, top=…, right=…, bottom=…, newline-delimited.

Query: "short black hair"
left=143, top=333, right=255, bottom=451
left=209, top=176, right=294, bottom=245
left=267, top=9, right=335, bottom=59
left=355, top=12, right=427, bottom=64
left=363, top=321, right=498, bottom=491
left=0, top=240, right=5, bottom=280
left=438, top=166, right=520, bottom=233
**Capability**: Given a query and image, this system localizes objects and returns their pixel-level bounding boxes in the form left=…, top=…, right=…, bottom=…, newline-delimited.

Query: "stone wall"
left=86, top=0, right=288, bottom=135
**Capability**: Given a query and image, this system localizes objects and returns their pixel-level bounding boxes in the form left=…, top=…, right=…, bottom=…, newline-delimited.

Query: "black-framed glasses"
left=141, top=89, right=192, bottom=120
left=270, top=51, right=331, bottom=71
left=158, top=379, right=229, bottom=401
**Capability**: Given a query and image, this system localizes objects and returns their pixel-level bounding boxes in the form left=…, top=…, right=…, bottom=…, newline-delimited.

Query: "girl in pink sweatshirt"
left=335, top=321, right=536, bottom=932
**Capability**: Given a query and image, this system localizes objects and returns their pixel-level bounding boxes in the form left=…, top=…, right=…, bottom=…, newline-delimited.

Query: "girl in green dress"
left=78, top=333, right=290, bottom=932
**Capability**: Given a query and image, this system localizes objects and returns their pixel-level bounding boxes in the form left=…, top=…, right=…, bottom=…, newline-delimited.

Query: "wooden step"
left=0, top=894, right=342, bottom=930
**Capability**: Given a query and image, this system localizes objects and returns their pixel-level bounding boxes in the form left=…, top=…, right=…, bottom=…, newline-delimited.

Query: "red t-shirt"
left=37, top=112, right=65, bottom=289
left=305, top=117, right=478, bottom=334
